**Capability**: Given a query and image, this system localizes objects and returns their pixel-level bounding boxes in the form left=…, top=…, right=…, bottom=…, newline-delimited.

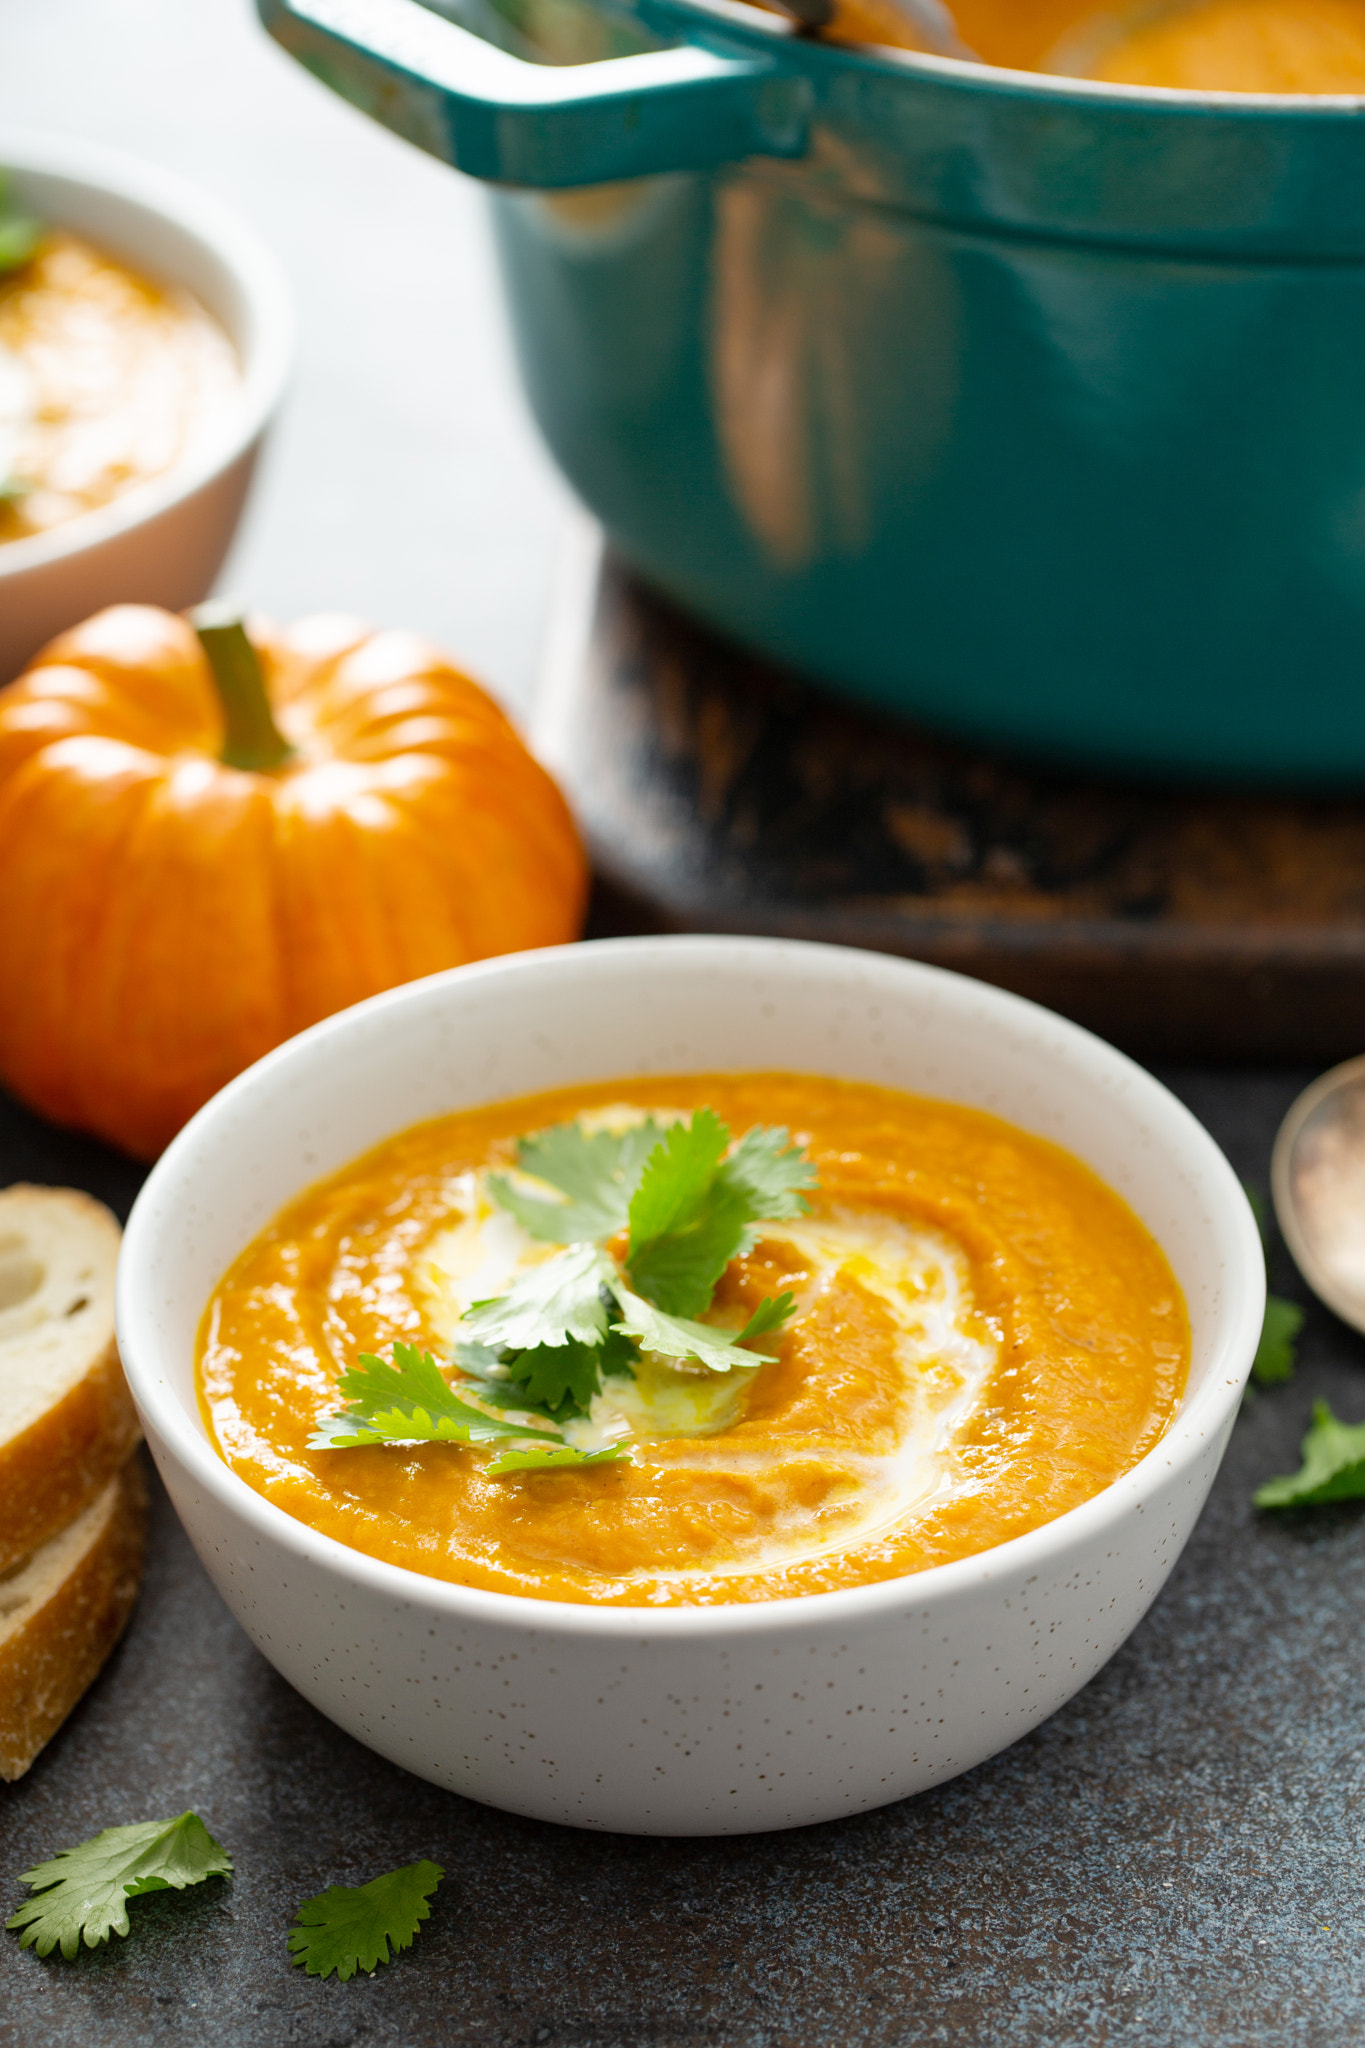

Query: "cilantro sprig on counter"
left=6, top=1814, right=232, bottom=1959
left=312, top=1110, right=816, bottom=1474
left=1255, top=1401, right=1365, bottom=1509
left=288, top=1860, right=444, bottom=1981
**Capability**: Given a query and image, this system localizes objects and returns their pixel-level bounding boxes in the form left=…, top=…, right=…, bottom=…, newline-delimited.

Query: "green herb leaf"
left=612, top=1284, right=794, bottom=1374
left=485, top=1443, right=630, bottom=1475
left=624, top=1112, right=815, bottom=1318
left=1251, top=1295, right=1304, bottom=1387
left=489, top=1119, right=665, bottom=1243
left=458, top=1324, right=639, bottom=1424
left=717, top=1124, right=818, bottom=1231
left=0, top=214, right=40, bottom=274
left=497, top=1336, right=611, bottom=1419
left=287, top=1860, right=443, bottom=1982
left=626, top=1112, right=747, bottom=1316
left=310, top=1341, right=544, bottom=1449
left=6, top=1814, right=232, bottom=1959
left=1255, top=1400, right=1365, bottom=1508
left=735, top=1290, right=800, bottom=1343
left=460, top=1243, right=615, bottom=1353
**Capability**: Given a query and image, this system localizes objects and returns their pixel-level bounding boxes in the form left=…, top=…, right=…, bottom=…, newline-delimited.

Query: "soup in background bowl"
left=117, top=938, right=1262, bottom=1834
left=0, top=130, right=289, bottom=682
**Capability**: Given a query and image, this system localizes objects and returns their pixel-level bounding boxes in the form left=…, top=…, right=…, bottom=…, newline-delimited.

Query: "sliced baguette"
left=0, top=1457, right=147, bottom=1780
left=0, top=1185, right=139, bottom=1573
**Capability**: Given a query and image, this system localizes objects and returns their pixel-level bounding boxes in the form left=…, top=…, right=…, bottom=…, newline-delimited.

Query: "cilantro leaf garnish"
left=625, top=1113, right=815, bottom=1317
left=626, top=1110, right=744, bottom=1316
left=486, top=1442, right=629, bottom=1475
left=1255, top=1401, right=1365, bottom=1508
left=489, top=1119, right=665, bottom=1243
left=317, top=1108, right=817, bottom=1474
left=7, top=1814, right=232, bottom=1959
left=1252, top=1296, right=1305, bottom=1387
left=459, top=1243, right=615, bottom=1352
left=718, top=1123, right=819, bottom=1230
left=309, top=1340, right=550, bottom=1449
left=613, top=1286, right=798, bottom=1374
left=287, top=1860, right=443, bottom=1981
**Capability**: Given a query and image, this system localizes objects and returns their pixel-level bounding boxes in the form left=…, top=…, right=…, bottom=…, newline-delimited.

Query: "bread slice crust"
left=0, top=1458, right=147, bottom=1781
left=0, top=1185, right=139, bottom=1572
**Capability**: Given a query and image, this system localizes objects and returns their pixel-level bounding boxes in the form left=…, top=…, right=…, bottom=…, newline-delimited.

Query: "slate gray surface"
left=1, top=1064, right=1363, bottom=2048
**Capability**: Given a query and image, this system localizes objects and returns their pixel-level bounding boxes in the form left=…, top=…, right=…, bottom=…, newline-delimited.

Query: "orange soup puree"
left=825, top=0, right=1365, bottom=93
left=197, top=1074, right=1189, bottom=1607
left=0, top=231, right=240, bottom=546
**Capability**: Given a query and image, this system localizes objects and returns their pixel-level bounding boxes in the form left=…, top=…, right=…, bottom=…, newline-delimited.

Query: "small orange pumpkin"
left=0, top=604, right=587, bottom=1159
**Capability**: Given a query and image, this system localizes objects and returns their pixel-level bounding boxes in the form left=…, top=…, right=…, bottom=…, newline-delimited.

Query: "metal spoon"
left=1272, top=1056, right=1365, bottom=1335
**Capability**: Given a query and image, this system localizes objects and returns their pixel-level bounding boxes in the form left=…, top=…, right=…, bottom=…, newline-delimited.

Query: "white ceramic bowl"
left=117, top=938, right=1263, bottom=1837
left=0, top=130, right=291, bottom=681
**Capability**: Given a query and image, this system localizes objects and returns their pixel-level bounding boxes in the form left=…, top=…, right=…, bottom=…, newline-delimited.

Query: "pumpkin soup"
left=197, top=1073, right=1188, bottom=1607
left=0, top=229, right=240, bottom=547
left=801, top=0, right=1365, bottom=94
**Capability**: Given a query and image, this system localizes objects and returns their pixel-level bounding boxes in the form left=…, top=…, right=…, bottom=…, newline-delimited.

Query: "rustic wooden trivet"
left=534, top=527, right=1365, bottom=1062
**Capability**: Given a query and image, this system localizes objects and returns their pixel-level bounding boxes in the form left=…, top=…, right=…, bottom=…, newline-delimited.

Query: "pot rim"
left=0, top=126, right=292, bottom=584
left=117, top=935, right=1266, bottom=1645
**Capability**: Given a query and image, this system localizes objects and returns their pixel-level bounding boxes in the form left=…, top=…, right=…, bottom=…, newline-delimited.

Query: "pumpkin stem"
left=191, top=603, right=295, bottom=772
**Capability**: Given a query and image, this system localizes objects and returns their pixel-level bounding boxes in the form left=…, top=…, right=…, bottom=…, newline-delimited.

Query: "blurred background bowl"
left=0, top=129, right=291, bottom=682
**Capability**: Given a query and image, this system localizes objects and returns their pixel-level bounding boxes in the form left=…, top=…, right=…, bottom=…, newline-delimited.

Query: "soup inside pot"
left=962, top=0, right=1365, bottom=89
left=771, top=0, right=1365, bottom=91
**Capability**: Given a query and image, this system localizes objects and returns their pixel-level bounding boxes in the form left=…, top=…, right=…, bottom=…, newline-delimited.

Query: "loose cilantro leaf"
left=489, top=1119, right=664, bottom=1243
left=613, top=1284, right=795, bottom=1374
left=7, top=1814, right=232, bottom=1959
left=310, top=1341, right=545, bottom=1449
left=288, top=1859, right=443, bottom=1981
left=1252, top=1296, right=1305, bottom=1387
left=1255, top=1401, right=1365, bottom=1508
left=486, top=1443, right=630, bottom=1475
left=460, top=1243, right=615, bottom=1353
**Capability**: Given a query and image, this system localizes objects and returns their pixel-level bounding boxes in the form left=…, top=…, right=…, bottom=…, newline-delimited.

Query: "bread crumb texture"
left=0, top=1458, right=147, bottom=1781
left=0, top=1185, right=139, bottom=1571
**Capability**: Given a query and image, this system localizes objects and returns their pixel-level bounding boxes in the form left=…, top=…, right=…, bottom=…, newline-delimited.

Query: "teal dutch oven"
left=262, top=0, right=1365, bottom=780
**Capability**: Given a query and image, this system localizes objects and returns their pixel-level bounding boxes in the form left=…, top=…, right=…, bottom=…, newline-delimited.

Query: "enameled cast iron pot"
left=264, top=0, right=1365, bottom=781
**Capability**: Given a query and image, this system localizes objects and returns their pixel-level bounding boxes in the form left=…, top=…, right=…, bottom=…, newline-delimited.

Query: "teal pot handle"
left=259, top=0, right=812, bottom=184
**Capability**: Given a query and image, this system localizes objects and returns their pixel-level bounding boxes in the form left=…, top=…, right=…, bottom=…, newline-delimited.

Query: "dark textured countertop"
left=2, top=1064, right=1363, bottom=2048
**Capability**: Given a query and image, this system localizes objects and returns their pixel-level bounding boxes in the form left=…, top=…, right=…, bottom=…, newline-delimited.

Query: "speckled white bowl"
left=0, top=130, right=291, bottom=680
left=116, top=937, right=1263, bottom=1836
